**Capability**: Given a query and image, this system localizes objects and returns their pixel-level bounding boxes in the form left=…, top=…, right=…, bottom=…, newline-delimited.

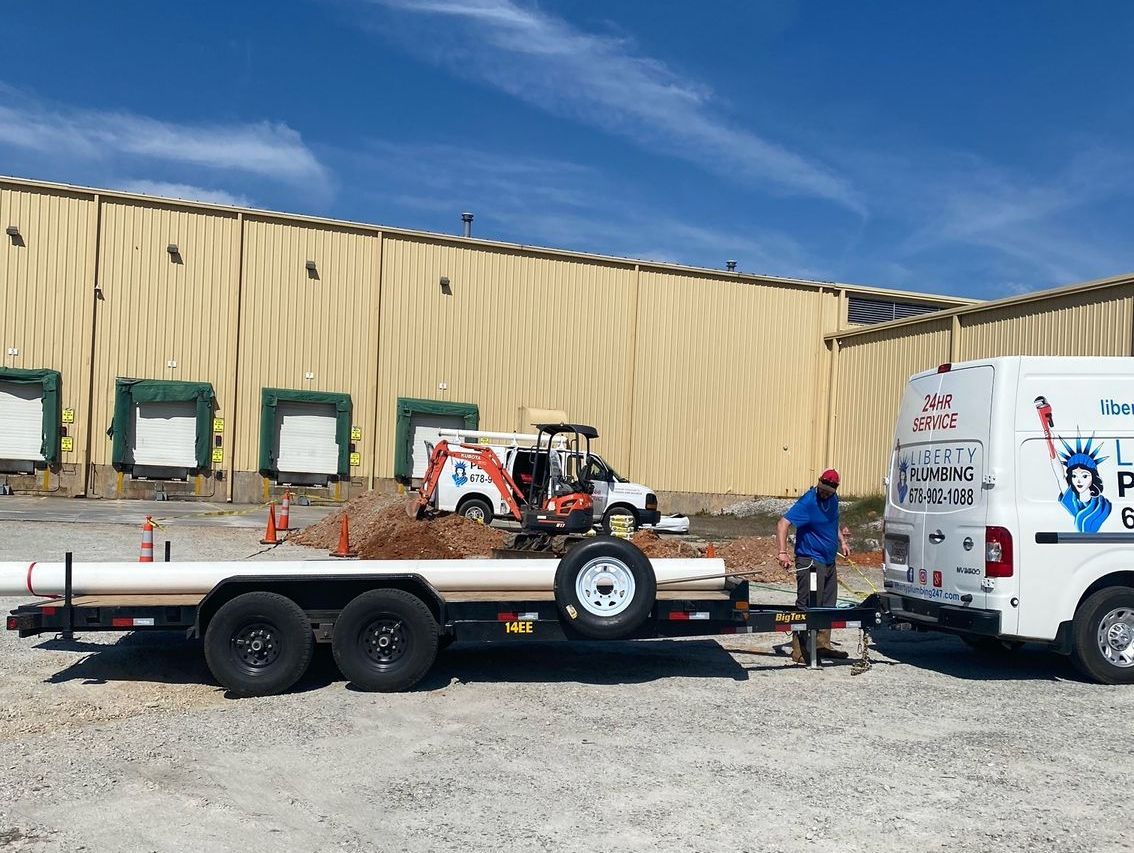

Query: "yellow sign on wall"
left=349, top=452, right=361, bottom=467
left=212, top=448, right=224, bottom=463
left=213, top=418, right=225, bottom=433
left=61, top=437, right=74, bottom=452
left=61, top=409, right=75, bottom=424
left=350, top=426, right=362, bottom=442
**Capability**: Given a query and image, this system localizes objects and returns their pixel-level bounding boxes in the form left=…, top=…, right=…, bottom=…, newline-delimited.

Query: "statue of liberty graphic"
left=1036, top=396, right=1111, bottom=533
left=896, top=456, right=909, bottom=504
left=1054, top=436, right=1111, bottom=532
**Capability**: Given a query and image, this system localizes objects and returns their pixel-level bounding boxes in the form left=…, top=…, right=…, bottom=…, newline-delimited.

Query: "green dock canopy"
left=0, top=368, right=62, bottom=463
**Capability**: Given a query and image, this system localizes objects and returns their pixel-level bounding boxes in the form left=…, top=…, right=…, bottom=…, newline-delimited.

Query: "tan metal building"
left=0, top=175, right=970, bottom=509
left=826, top=274, right=1134, bottom=495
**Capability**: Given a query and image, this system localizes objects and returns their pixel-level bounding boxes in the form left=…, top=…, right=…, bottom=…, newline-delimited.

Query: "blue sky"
left=3, top=1, right=1133, bottom=299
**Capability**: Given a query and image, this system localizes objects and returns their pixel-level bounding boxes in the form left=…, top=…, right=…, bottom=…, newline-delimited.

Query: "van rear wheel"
left=1071, top=586, right=1134, bottom=685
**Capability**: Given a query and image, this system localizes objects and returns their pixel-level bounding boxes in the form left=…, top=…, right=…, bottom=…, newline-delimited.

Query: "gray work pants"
left=794, top=556, right=837, bottom=610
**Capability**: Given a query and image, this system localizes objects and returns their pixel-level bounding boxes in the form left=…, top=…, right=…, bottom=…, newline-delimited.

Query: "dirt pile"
left=290, top=492, right=508, bottom=559
left=629, top=531, right=699, bottom=559
left=716, top=536, right=793, bottom=584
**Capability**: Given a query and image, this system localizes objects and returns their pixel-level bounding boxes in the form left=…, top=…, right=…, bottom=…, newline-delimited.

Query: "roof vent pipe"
left=726, top=260, right=737, bottom=272
left=461, top=212, right=474, bottom=238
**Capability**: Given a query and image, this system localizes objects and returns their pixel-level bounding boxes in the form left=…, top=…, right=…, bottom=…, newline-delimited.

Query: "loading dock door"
left=276, top=401, right=339, bottom=476
left=411, top=413, right=467, bottom=479
left=131, top=401, right=198, bottom=468
left=0, top=381, right=45, bottom=463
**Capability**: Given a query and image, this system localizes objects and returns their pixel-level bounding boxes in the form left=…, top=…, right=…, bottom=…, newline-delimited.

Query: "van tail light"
left=985, top=526, right=1013, bottom=577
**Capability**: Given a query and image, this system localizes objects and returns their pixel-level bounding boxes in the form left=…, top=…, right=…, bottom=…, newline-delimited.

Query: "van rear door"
left=885, top=364, right=993, bottom=608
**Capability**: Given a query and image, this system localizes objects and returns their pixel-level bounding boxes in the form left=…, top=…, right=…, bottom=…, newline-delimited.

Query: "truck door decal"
left=1037, top=395, right=1112, bottom=532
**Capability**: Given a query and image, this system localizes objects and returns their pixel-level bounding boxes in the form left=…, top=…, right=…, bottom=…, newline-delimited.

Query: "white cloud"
left=0, top=86, right=328, bottom=187
left=117, top=180, right=253, bottom=208
left=346, top=140, right=821, bottom=277
left=359, top=0, right=862, bottom=213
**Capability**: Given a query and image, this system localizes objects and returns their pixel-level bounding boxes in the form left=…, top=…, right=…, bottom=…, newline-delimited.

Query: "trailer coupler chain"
left=850, top=629, right=872, bottom=676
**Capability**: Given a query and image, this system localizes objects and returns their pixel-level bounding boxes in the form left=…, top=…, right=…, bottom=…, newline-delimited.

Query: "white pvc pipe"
left=0, top=558, right=726, bottom=598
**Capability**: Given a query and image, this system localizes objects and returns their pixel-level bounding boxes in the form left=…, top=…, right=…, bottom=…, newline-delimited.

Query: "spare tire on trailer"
left=553, top=537, right=656, bottom=640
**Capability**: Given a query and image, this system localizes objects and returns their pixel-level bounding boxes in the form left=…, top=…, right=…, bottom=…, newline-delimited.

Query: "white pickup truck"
left=429, top=430, right=661, bottom=533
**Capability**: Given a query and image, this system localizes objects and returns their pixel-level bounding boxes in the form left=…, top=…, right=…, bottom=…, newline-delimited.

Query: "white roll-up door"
left=131, top=401, right=197, bottom=467
left=411, top=414, right=467, bottom=478
left=277, top=402, right=338, bottom=475
left=0, top=381, right=45, bottom=462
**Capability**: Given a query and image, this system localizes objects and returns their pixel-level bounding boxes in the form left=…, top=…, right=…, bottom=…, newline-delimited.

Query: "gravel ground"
left=1, top=520, right=1132, bottom=852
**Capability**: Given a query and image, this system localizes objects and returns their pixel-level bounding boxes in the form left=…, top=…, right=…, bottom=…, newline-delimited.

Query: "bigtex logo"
left=774, top=612, right=806, bottom=622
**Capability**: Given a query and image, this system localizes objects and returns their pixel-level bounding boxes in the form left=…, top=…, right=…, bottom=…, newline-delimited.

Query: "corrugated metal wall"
left=6, top=177, right=998, bottom=503
left=958, top=286, right=1134, bottom=358
left=89, top=201, right=241, bottom=475
left=0, top=185, right=98, bottom=477
left=374, top=235, right=638, bottom=478
left=631, top=272, right=838, bottom=495
left=832, top=318, right=952, bottom=494
left=236, top=218, right=382, bottom=481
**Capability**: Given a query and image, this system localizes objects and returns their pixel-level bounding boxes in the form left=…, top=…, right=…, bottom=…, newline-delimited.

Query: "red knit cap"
left=819, top=469, right=840, bottom=487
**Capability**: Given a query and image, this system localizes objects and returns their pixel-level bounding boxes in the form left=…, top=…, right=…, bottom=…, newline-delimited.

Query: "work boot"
left=817, top=629, right=849, bottom=660
left=790, top=634, right=806, bottom=664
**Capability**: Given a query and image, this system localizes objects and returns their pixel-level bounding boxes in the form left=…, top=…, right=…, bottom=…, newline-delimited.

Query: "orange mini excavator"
left=408, top=423, right=597, bottom=551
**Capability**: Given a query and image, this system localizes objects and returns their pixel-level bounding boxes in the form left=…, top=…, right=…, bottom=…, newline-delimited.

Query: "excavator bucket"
left=405, top=496, right=427, bottom=519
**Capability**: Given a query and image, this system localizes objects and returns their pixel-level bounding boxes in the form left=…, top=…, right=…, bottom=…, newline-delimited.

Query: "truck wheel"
left=961, top=636, right=1024, bottom=654
left=1071, top=587, right=1134, bottom=684
left=554, top=537, right=656, bottom=640
left=459, top=497, right=494, bottom=525
left=602, top=506, right=638, bottom=535
left=332, top=589, right=439, bottom=692
left=204, top=592, right=314, bottom=698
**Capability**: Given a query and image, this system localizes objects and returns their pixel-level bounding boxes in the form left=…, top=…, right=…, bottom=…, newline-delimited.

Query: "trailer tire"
left=554, top=537, right=656, bottom=640
left=1070, top=586, right=1134, bottom=685
left=459, top=496, right=494, bottom=525
left=204, top=592, right=314, bottom=698
left=333, top=589, right=439, bottom=692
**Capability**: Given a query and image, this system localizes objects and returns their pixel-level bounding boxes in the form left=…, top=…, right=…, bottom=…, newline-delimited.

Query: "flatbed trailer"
left=6, top=546, right=884, bottom=697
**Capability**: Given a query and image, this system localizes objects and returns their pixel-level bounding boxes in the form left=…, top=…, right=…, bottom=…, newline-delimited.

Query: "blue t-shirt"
left=784, top=488, right=840, bottom=564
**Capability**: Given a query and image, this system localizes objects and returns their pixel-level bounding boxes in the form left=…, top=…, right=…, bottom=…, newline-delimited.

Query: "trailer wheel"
left=554, top=537, right=656, bottom=640
left=333, top=589, right=439, bottom=692
left=204, top=592, right=314, bottom=698
left=1071, top=586, right=1134, bottom=684
left=459, top=497, right=494, bottom=525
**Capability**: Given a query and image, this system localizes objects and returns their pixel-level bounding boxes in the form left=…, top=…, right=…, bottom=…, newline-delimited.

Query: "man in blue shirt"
left=776, top=469, right=850, bottom=664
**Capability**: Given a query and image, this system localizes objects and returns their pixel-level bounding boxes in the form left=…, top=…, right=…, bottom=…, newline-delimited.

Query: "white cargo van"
left=428, top=432, right=660, bottom=532
left=882, top=356, right=1134, bottom=683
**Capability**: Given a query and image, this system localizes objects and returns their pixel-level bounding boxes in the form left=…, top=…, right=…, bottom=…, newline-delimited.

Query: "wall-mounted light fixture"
left=305, top=259, right=319, bottom=280
left=6, top=225, right=22, bottom=247
left=440, top=275, right=452, bottom=295
left=167, top=243, right=182, bottom=264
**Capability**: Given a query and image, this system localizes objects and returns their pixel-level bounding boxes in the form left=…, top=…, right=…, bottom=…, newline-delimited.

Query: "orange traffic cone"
left=330, top=514, right=358, bottom=558
left=260, top=503, right=281, bottom=545
left=278, top=490, right=292, bottom=532
left=706, top=543, right=716, bottom=558
left=139, top=516, right=155, bottom=562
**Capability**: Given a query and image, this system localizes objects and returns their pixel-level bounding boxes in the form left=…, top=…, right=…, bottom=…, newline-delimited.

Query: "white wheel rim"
left=1097, top=607, right=1134, bottom=668
left=575, top=557, right=636, bottom=617
left=465, top=506, right=486, bottom=522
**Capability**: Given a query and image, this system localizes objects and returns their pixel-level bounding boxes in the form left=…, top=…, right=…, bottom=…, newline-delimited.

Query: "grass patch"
left=840, top=494, right=885, bottom=530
